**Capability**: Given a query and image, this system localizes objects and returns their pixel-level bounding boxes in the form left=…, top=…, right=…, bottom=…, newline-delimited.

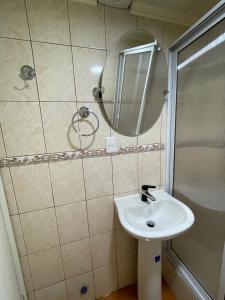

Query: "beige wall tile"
left=138, top=151, right=161, bottom=186
left=93, top=263, right=118, bottom=298
left=20, top=255, right=34, bottom=292
left=29, top=247, right=64, bottom=289
left=0, top=39, right=38, bottom=101
left=87, top=196, right=114, bottom=236
left=11, top=164, right=53, bottom=213
left=66, top=272, right=94, bottom=300
left=73, top=47, right=106, bottom=102
left=0, top=4, right=166, bottom=299
left=83, top=157, right=113, bottom=200
left=160, top=103, right=167, bottom=144
left=90, top=231, right=116, bottom=269
left=33, top=42, right=75, bottom=101
left=112, top=154, right=138, bottom=194
left=114, top=213, right=122, bottom=230
left=137, top=17, right=164, bottom=45
left=0, top=168, right=18, bottom=215
left=56, top=202, right=89, bottom=245
left=0, top=0, right=29, bottom=39
left=110, top=129, right=138, bottom=147
left=26, top=0, right=70, bottom=44
left=117, top=256, right=137, bottom=289
left=77, top=102, right=110, bottom=149
left=0, top=102, right=45, bottom=156
left=41, top=102, right=80, bottom=152
left=105, top=7, right=136, bottom=50
left=11, top=215, right=26, bottom=256
left=35, top=281, right=67, bottom=300
left=163, top=22, right=187, bottom=53
left=21, top=208, right=59, bottom=254
left=138, top=114, right=161, bottom=145
left=101, top=54, right=115, bottom=102
left=62, top=239, right=92, bottom=279
left=49, top=160, right=85, bottom=206
left=28, top=292, right=36, bottom=300
left=69, top=2, right=105, bottom=49
left=114, top=190, right=139, bottom=198
left=116, top=229, right=137, bottom=260
left=161, top=150, right=165, bottom=187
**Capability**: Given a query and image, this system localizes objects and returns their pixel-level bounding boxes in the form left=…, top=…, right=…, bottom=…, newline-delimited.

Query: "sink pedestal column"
left=138, top=240, right=162, bottom=300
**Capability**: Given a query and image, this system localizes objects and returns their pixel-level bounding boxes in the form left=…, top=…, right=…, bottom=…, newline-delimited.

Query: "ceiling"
left=130, top=0, right=220, bottom=26
left=73, top=0, right=220, bottom=26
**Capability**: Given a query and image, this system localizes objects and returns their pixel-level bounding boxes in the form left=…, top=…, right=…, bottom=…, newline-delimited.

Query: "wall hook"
left=14, top=65, right=36, bottom=91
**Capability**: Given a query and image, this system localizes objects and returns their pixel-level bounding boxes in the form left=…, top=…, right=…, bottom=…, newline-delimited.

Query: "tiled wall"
left=0, top=0, right=187, bottom=299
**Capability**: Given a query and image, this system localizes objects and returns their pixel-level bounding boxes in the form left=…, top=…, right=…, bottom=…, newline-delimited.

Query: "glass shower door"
left=113, top=43, right=156, bottom=135
left=171, top=18, right=225, bottom=299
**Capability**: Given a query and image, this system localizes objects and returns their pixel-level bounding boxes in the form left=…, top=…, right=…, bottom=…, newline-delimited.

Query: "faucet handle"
left=142, top=185, right=156, bottom=191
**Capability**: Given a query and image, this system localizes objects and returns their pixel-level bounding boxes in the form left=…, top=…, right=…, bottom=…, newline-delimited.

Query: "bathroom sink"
left=114, top=190, right=194, bottom=300
left=114, top=190, right=194, bottom=241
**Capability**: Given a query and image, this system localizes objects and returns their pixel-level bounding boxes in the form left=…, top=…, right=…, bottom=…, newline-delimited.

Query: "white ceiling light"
left=98, top=0, right=131, bottom=9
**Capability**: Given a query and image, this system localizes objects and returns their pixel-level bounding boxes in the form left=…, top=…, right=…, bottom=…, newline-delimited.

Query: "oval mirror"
left=99, top=29, right=167, bottom=137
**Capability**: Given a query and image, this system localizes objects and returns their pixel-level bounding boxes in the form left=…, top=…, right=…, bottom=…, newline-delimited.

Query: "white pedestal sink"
left=114, top=190, right=194, bottom=300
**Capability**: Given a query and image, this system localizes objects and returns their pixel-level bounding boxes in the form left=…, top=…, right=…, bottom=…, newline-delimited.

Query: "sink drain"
left=146, top=220, right=155, bottom=228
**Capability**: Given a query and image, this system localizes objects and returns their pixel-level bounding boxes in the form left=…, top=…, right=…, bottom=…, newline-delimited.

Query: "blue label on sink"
left=155, top=255, right=160, bottom=263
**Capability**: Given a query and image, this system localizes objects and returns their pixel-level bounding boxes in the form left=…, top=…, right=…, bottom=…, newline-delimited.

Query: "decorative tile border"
left=0, top=143, right=164, bottom=168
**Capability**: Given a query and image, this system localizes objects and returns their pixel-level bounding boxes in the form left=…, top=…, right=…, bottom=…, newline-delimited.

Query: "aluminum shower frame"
left=165, top=1, right=225, bottom=300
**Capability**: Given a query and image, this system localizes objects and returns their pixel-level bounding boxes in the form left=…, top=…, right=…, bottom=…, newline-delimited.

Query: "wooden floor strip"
left=97, top=280, right=176, bottom=300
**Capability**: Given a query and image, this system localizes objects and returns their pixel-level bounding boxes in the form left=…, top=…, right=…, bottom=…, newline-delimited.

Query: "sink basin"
left=114, top=190, right=194, bottom=300
left=114, top=190, right=194, bottom=241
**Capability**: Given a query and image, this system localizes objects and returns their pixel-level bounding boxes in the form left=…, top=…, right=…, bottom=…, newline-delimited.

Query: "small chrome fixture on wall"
left=15, top=65, right=36, bottom=91
left=20, top=65, right=36, bottom=81
left=71, top=106, right=99, bottom=137
left=92, top=86, right=105, bottom=98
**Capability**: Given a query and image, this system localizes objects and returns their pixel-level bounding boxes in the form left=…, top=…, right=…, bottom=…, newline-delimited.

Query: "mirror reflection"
left=100, top=30, right=167, bottom=136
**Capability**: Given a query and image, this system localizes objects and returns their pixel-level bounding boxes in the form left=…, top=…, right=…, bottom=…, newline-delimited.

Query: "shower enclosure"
left=166, top=2, right=225, bottom=300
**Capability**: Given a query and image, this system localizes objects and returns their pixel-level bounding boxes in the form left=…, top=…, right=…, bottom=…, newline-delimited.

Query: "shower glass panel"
left=113, top=44, right=155, bottom=135
left=172, top=18, right=225, bottom=299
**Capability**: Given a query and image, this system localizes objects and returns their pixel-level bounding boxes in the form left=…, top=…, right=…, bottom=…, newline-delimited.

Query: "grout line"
left=136, top=151, right=140, bottom=193
left=162, top=22, right=165, bottom=52
left=9, top=192, right=138, bottom=218
left=19, top=229, right=117, bottom=258
left=0, top=100, right=106, bottom=103
left=0, top=100, right=107, bottom=103
left=103, top=5, right=107, bottom=52
left=8, top=167, right=25, bottom=244
left=21, top=2, right=47, bottom=296
left=7, top=167, right=30, bottom=282
left=159, top=108, right=164, bottom=186
left=0, top=36, right=107, bottom=51
left=47, top=165, right=68, bottom=298
left=109, top=154, right=120, bottom=289
left=66, top=0, right=88, bottom=221
left=21, top=255, right=36, bottom=295
left=114, top=223, right=120, bottom=289
left=66, top=0, right=83, bottom=152
left=80, top=153, right=97, bottom=297
left=0, top=123, right=7, bottom=157
left=34, top=279, right=67, bottom=294
left=35, top=279, right=68, bottom=296
left=23, top=0, right=48, bottom=155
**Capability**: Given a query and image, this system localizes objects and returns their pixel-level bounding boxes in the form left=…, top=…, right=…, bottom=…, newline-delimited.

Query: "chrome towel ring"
left=71, top=106, right=99, bottom=137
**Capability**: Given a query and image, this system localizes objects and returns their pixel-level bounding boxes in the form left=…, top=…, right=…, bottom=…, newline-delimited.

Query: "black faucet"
left=141, top=185, right=156, bottom=202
